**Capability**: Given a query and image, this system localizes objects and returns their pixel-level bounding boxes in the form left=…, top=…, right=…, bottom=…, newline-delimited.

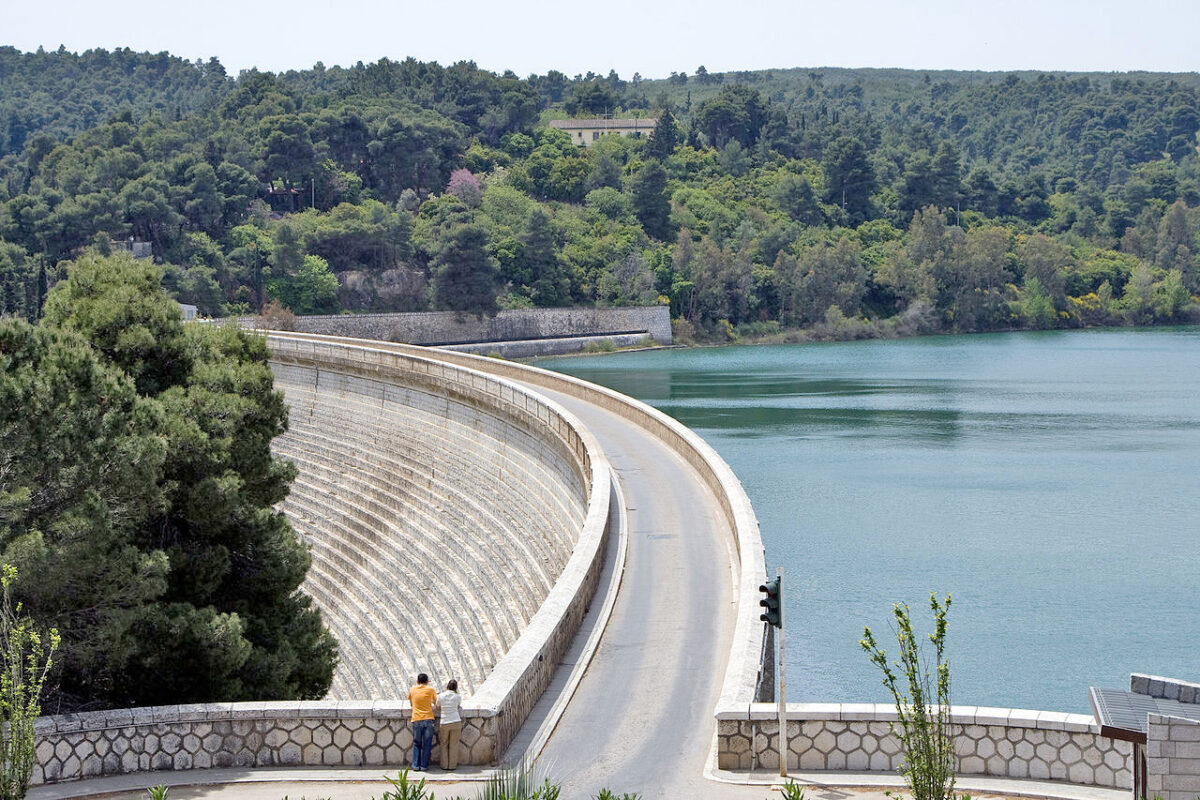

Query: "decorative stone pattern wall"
left=33, top=703, right=495, bottom=784
left=717, top=705, right=1133, bottom=788
left=240, top=306, right=673, bottom=346
left=33, top=335, right=613, bottom=786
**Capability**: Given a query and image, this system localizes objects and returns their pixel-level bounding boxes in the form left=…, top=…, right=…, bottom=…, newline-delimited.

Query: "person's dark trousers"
left=411, top=719, right=435, bottom=770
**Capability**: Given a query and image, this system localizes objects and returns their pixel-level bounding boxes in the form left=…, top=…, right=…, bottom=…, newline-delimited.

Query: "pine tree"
left=21, top=252, right=337, bottom=709
left=632, top=160, right=672, bottom=241
left=647, top=109, right=679, bottom=160
left=522, top=208, right=568, bottom=307
left=431, top=221, right=501, bottom=314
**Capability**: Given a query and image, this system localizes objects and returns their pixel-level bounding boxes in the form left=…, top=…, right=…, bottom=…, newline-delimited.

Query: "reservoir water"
left=543, top=328, right=1200, bottom=713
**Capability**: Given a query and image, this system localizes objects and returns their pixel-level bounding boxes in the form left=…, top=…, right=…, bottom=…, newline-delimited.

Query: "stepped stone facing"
left=31, top=334, right=613, bottom=785
left=271, top=354, right=587, bottom=697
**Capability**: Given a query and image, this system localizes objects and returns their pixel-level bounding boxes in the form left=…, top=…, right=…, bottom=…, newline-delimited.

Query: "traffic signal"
left=759, top=576, right=782, bottom=628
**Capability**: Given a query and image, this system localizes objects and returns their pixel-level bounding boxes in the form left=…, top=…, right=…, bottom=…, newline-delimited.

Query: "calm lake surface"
left=543, top=328, right=1200, bottom=713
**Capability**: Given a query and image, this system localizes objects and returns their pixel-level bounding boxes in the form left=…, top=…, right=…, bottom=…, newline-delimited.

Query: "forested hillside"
left=1, top=50, right=1198, bottom=339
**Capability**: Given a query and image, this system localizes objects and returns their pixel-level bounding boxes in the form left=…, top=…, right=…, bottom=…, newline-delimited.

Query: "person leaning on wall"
left=407, top=673, right=437, bottom=771
left=437, top=679, right=463, bottom=770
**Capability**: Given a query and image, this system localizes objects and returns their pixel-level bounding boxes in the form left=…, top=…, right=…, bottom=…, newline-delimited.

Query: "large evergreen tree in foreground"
left=0, top=253, right=336, bottom=711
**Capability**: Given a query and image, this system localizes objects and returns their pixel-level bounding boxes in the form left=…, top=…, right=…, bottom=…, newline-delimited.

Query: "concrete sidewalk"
left=27, top=765, right=1129, bottom=800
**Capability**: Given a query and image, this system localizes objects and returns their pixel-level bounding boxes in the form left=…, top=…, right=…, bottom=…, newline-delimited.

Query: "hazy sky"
left=7, top=0, right=1199, bottom=78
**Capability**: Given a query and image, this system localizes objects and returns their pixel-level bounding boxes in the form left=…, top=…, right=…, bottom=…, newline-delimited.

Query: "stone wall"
left=1134, top=674, right=1200, bottom=704
left=240, top=306, right=673, bottom=346
left=717, top=704, right=1133, bottom=788
left=32, top=334, right=613, bottom=785
left=34, top=703, right=495, bottom=783
left=443, top=332, right=652, bottom=358
left=1140, top=675, right=1200, bottom=800
left=1147, top=714, right=1200, bottom=800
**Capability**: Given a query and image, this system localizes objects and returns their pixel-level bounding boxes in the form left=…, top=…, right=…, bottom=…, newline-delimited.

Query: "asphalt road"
left=532, top=387, right=740, bottom=799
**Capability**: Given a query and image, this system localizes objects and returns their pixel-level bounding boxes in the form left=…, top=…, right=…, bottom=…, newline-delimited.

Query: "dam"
left=26, top=331, right=1199, bottom=800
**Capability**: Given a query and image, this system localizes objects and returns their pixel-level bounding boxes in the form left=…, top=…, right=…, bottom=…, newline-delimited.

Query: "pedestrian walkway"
left=28, top=764, right=1129, bottom=800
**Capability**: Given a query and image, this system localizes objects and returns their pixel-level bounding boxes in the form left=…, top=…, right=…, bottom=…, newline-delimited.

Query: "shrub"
left=860, top=593, right=955, bottom=800
left=0, top=565, right=59, bottom=800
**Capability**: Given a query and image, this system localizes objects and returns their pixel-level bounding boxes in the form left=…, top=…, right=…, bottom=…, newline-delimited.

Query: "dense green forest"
left=2, top=47, right=1199, bottom=340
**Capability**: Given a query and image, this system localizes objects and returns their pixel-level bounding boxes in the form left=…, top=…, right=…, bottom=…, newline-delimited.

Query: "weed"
left=593, top=790, right=642, bottom=800
left=778, top=781, right=806, bottom=800
left=473, top=761, right=560, bottom=800
left=377, top=768, right=435, bottom=800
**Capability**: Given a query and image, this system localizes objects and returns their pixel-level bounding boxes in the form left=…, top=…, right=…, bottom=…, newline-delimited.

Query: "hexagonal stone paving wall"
left=717, top=706, right=1133, bottom=789
left=32, top=704, right=496, bottom=785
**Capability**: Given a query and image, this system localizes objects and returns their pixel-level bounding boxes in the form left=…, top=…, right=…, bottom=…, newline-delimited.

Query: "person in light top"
left=407, top=673, right=437, bottom=771
left=437, top=679, right=463, bottom=770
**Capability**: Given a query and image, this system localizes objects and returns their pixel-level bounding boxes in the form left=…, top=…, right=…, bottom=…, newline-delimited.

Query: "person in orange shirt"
left=407, top=673, right=438, bottom=771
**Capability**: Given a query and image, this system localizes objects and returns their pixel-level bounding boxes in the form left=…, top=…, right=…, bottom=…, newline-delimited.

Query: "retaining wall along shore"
left=32, top=334, right=612, bottom=784
left=238, top=306, right=673, bottom=347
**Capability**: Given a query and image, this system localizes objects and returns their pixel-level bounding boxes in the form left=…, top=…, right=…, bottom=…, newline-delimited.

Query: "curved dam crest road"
left=506, top=382, right=743, bottom=799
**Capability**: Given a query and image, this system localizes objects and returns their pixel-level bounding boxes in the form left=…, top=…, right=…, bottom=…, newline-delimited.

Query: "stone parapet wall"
left=33, top=334, right=613, bottom=785
left=239, top=306, right=673, bottom=347
left=1147, top=713, right=1200, bottom=800
left=1133, top=674, right=1200, bottom=705
left=33, top=703, right=495, bottom=784
left=717, top=704, right=1133, bottom=789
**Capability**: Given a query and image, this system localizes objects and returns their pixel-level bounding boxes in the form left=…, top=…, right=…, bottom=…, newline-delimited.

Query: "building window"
left=592, top=131, right=600, bottom=140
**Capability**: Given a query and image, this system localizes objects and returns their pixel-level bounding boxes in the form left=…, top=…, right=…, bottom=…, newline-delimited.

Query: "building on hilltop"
left=110, top=237, right=153, bottom=259
left=549, top=116, right=659, bottom=147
